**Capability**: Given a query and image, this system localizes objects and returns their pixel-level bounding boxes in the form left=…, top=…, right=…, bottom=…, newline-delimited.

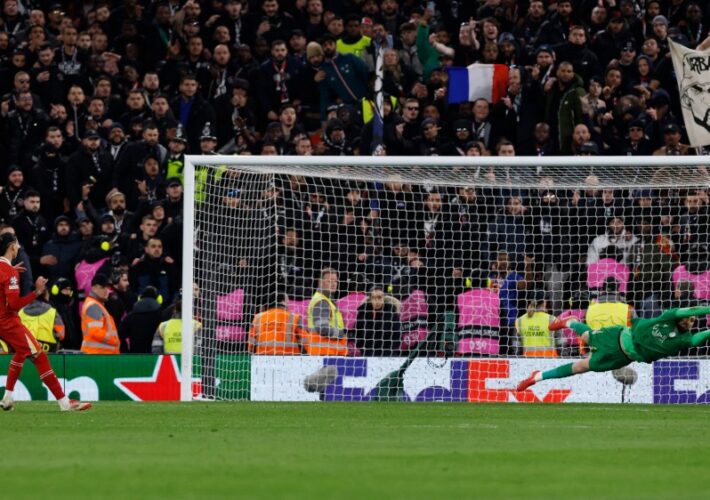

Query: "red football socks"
left=5, top=353, right=25, bottom=392
left=31, top=352, right=65, bottom=400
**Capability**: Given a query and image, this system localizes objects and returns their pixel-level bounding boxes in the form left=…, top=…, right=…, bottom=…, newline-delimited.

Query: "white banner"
left=670, top=39, right=710, bottom=147
left=251, top=357, right=656, bottom=403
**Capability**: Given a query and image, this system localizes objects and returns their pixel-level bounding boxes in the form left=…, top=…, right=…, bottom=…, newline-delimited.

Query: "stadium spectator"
left=11, top=190, right=48, bottom=275
left=39, top=215, right=81, bottom=283
left=484, top=194, right=529, bottom=267
left=170, top=74, right=215, bottom=153
left=630, top=213, right=675, bottom=317
left=31, top=126, right=68, bottom=221
left=129, top=237, right=174, bottom=303
left=489, top=251, right=525, bottom=340
left=318, top=33, right=369, bottom=122
left=0, top=168, right=28, bottom=224
left=352, top=286, right=401, bottom=357
left=653, top=122, right=691, bottom=156
left=106, top=191, right=133, bottom=236
left=545, top=61, right=584, bottom=154
left=47, top=277, right=80, bottom=350
left=587, top=216, right=638, bottom=265
left=65, top=129, right=113, bottom=211
left=105, top=269, right=135, bottom=329
left=0, top=0, right=705, bottom=359
left=257, top=39, right=303, bottom=124
left=114, top=121, right=166, bottom=202
left=97, top=214, right=119, bottom=244
left=278, top=227, right=310, bottom=300
left=6, top=90, right=49, bottom=170
left=118, top=285, right=163, bottom=353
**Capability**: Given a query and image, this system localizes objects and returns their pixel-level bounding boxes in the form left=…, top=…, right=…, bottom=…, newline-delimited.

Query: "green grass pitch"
left=2, top=402, right=709, bottom=499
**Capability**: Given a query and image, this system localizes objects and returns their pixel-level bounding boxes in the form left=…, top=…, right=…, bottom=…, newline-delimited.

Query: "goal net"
left=181, top=156, right=710, bottom=404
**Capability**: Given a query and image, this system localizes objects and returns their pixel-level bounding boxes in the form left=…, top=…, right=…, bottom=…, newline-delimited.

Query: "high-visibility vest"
left=19, top=307, right=59, bottom=352
left=361, top=96, right=399, bottom=125
left=159, top=318, right=201, bottom=354
left=516, top=312, right=557, bottom=357
left=165, top=156, right=184, bottom=182
left=81, top=296, right=120, bottom=354
left=336, top=36, right=371, bottom=59
left=586, top=301, right=632, bottom=330
left=305, top=292, right=348, bottom=356
left=195, top=165, right=225, bottom=204
left=163, top=318, right=182, bottom=354
left=249, top=308, right=306, bottom=355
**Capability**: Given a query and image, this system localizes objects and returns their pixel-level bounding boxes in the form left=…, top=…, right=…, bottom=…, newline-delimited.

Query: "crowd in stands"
left=0, top=0, right=708, bottom=355
left=234, top=176, right=709, bottom=358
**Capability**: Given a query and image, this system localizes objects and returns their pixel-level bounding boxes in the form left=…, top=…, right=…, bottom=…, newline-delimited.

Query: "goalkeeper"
left=517, top=306, right=710, bottom=391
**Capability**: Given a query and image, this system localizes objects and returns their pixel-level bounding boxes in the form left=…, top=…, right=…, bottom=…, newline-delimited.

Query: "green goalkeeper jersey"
left=628, top=306, right=710, bottom=363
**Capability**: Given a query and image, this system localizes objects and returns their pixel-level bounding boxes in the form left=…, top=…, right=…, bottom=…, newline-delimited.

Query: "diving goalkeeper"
left=517, top=306, right=710, bottom=391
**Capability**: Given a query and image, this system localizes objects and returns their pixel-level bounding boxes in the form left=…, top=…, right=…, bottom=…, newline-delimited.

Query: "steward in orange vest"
left=80, top=274, right=119, bottom=354
left=248, top=296, right=309, bottom=355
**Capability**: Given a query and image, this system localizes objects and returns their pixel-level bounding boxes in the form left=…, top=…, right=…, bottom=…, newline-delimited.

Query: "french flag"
left=447, top=63, right=509, bottom=104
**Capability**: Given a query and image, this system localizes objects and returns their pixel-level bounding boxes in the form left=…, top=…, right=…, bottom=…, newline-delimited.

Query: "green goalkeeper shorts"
left=587, top=326, right=632, bottom=372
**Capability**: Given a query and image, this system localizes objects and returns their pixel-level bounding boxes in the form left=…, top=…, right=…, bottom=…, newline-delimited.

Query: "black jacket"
left=65, top=146, right=114, bottom=210
left=130, top=255, right=175, bottom=304
left=31, top=144, right=68, bottom=221
left=118, top=297, right=163, bottom=353
left=29, top=63, right=65, bottom=108
left=5, top=108, right=49, bottom=170
left=11, top=210, right=49, bottom=273
left=169, top=94, right=216, bottom=153
left=0, top=185, right=29, bottom=224
left=41, top=231, right=82, bottom=282
left=113, top=140, right=166, bottom=204
left=353, top=301, right=402, bottom=357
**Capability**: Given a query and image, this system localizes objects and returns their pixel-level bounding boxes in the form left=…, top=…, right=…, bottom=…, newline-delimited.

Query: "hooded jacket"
left=41, top=217, right=83, bottom=282
left=118, top=296, right=163, bottom=353
left=545, top=73, right=585, bottom=154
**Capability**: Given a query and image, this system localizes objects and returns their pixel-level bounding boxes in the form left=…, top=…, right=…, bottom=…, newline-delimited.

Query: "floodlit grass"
left=2, top=402, right=709, bottom=499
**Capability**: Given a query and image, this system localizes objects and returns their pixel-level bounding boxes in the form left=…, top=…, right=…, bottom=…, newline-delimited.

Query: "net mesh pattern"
left=187, top=161, right=710, bottom=399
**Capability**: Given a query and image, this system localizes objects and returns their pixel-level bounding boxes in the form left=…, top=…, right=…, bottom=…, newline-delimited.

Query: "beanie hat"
left=306, top=42, right=323, bottom=59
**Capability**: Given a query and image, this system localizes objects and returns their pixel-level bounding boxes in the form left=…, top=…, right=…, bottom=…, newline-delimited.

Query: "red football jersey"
left=0, top=257, right=36, bottom=324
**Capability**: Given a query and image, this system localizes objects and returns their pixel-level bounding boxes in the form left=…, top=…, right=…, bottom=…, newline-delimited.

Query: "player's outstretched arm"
left=690, top=330, right=710, bottom=348
left=672, top=306, right=710, bottom=320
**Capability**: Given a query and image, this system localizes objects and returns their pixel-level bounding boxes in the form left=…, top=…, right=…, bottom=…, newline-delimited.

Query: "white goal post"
left=181, top=155, right=710, bottom=402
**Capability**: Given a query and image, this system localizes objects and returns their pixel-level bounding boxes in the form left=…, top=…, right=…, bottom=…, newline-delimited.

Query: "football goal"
left=181, top=155, right=710, bottom=403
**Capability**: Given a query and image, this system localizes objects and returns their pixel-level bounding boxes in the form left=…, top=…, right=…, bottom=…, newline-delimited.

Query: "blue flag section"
left=447, top=66, right=471, bottom=104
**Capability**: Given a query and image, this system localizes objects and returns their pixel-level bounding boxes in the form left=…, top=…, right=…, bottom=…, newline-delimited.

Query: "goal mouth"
left=180, top=155, right=710, bottom=404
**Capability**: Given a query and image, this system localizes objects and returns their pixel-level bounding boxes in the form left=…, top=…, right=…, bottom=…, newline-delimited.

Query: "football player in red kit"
left=0, top=233, right=91, bottom=411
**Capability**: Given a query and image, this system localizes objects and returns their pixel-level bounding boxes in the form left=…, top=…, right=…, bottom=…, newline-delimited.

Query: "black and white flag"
left=670, top=39, right=710, bottom=147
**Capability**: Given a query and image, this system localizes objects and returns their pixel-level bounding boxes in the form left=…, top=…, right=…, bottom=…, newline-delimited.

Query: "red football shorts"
left=0, top=323, right=41, bottom=357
